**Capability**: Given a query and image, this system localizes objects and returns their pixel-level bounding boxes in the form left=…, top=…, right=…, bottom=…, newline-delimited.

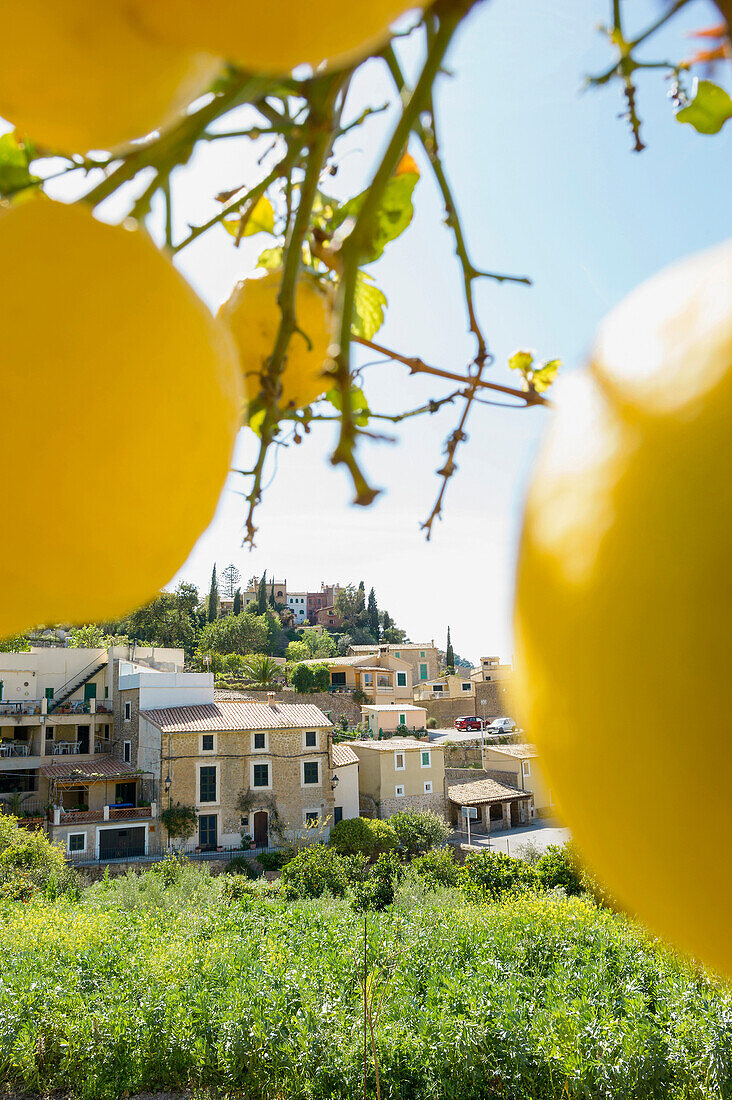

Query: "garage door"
left=98, top=826, right=146, bottom=860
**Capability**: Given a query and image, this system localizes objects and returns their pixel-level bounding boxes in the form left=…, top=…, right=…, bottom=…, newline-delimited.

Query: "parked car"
left=454, top=716, right=484, bottom=731
left=486, top=717, right=516, bottom=733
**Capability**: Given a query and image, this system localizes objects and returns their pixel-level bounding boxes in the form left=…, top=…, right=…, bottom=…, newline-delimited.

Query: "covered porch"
left=447, top=776, right=534, bottom=834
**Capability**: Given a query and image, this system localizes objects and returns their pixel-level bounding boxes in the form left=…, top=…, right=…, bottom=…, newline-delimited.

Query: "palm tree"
left=243, top=653, right=282, bottom=688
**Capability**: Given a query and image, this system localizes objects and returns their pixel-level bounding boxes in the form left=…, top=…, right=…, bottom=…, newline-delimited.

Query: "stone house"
left=351, top=737, right=446, bottom=819
left=445, top=767, right=534, bottom=833
left=483, top=743, right=552, bottom=813
left=140, top=699, right=337, bottom=851
left=297, top=653, right=413, bottom=705
left=349, top=642, right=439, bottom=684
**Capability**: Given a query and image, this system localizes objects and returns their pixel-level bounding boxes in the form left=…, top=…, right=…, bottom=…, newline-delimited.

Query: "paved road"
left=454, top=819, right=571, bottom=857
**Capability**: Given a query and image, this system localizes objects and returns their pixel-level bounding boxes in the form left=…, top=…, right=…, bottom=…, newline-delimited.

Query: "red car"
left=454, top=716, right=483, bottom=731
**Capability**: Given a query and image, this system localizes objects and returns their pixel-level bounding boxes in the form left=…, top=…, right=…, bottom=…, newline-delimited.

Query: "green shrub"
left=258, top=850, right=293, bottom=872
left=329, top=816, right=397, bottom=858
left=290, top=663, right=314, bottom=693
left=463, top=850, right=539, bottom=899
left=280, top=844, right=349, bottom=899
left=535, top=843, right=584, bottom=895
left=389, top=809, right=451, bottom=856
left=0, top=816, right=78, bottom=898
left=226, top=855, right=260, bottom=879
left=426, top=717, right=438, bottom=729
left=353, top=850, right=404, bottom=911
left=148, top=854, right=189, bottom=886
left=410, top=846, right=460, bottom=888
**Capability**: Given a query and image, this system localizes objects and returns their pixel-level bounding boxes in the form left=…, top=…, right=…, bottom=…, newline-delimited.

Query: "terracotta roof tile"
left=140, top=701, right=332, bottom=733
left=447, top=777, right=529, bottom=805
left=41, top=758, right=140, bottom=781
left=487, top=742, right=538, bottom=759
left=332, top=743, right=359, bottom=767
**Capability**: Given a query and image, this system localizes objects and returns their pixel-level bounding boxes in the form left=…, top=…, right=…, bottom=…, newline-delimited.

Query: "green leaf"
left=325, top=386, right=371, bottom=426
left=676, top=80, right=732, bottom=135
left=508, top=350, right=534, bottom=375
left=334, top=171, right=419, bottom=265
left=531, top=359, right=561, bottom=393
left=0, top=133, right=39, bottom=198
left=352, top=272, right=388, bottom=340
left=224, top=195, right=275, bottom=239
left=256, top=245, right=284, bottom=270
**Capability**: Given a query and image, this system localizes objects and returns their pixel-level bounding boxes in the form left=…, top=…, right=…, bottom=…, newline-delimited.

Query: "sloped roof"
left=486, top=742, right=538, bottom=759
left=332, top=743, right=359, bottom=767
left=361, top=703, right=426, bottom=712
left=352, top=737, right=432, bottom=752
left=297, top=655, right=368, bottom=667
left=447, top=777, right=529, bottom=805
left=41, top=758, right=140, bottom=782
left=141, top=701, right=332, bottom=733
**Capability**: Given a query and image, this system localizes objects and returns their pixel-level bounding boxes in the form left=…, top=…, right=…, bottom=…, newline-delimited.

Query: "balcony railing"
left=55, top=804, right=155, bottom=825
left=0, top=742, right=32, bottom=757
left=59, top=809, right=104, bottom=824
left=0, top=701, right=43, bottom=717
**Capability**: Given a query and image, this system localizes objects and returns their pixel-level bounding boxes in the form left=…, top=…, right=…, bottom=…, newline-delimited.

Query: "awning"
left=41, top=758, right=140, bottom=783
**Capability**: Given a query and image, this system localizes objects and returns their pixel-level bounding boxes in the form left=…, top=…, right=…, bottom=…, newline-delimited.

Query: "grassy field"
left=0, top=864, right=730, bottom=1100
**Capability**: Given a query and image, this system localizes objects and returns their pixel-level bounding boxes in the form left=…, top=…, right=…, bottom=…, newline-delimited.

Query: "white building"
left=287, top=592, right=308, bottom=624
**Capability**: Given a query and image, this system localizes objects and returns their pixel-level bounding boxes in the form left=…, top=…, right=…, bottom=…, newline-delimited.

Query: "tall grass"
left=0, top=866, right=729, bottom=1099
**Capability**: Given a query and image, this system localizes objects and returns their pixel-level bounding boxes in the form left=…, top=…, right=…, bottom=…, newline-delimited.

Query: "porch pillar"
left=103, top=805, right=110, bottom=821
left=481, top=804, right=491, bottom=835
left=501, top=801, right=511, bottom=830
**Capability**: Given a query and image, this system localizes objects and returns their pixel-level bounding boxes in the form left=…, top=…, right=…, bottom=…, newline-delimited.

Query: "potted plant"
left=242, top=833, right=255, bottom=850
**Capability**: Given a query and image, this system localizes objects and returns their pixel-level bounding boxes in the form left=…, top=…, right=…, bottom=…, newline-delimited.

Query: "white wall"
left=333, top=763, right=359, bottom=821
left=119, top=671, right=214, bottom=709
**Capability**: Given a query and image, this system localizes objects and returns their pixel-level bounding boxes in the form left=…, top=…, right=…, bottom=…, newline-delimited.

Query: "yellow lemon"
left=0, top=0, right=220, bottom=153
left=0, top=198, right=241, bottom=636
left=514, top=239, right=732, bottom=976
left=128, top=0, right=423, bottom=73
left=219, top=269, right=334, bottom=412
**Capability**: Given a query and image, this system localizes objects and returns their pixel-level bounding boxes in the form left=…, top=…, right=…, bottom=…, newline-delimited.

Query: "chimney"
left=267, top=692, right=276, bottom=705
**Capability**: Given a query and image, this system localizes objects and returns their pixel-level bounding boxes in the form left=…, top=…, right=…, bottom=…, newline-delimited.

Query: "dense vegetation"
left=0, top=815, right=729, bottom=1100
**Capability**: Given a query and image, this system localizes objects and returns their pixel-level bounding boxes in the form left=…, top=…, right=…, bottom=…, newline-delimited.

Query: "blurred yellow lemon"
left=128, top=0, right=423, bottom=73
left=514, top=240, right=732, bottom=976
left=0, top=198, right=241, bottom=636
left=219, top=269, right=334, bottom=412
left=0, top=0, right=220, bottom=153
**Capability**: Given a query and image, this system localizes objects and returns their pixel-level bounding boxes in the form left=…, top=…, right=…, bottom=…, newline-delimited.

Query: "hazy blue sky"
left=41, top=0, right=732, bottom=663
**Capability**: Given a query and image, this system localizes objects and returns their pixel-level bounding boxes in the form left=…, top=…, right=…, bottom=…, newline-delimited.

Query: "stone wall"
left=421, top=681, right=517, bottom=727
left=444, top=767, right=520, bottom=787
left=443, top=740, right=482, bottom=768
left=243, top=690, right=361, bottom=726
left=378, top=790, right=447, bottom=820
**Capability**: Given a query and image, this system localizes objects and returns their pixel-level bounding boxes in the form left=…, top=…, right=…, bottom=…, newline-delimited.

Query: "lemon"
left=0, top=198, right=241, bottom=637
left=219, top=269, right=334, bottom=412
left=0, top=0, right=220, bottom=153
left=128, top=0, right=423, bottom=73
left=514, top=239, right=732, bottom=976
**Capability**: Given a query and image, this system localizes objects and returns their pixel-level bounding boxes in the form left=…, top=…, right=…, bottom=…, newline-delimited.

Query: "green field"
left=0, top=863, right=730, bottom=1100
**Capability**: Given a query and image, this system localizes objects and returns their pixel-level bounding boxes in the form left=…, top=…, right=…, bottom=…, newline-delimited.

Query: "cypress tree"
left=269, top=578, right=275, bottom=607
left=357, top=580, right=366, bottom=612
left=446, top=626, right=455, bottom=672
left=207, top=565, right=219, bottom=623
left=232, top=587, right=242, bottom=615
left=257, top=571, right=267, bottom=615
left=367, top=587, right=379, bottom=640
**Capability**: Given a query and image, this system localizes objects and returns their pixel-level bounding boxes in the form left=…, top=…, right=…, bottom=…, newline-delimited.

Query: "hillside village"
left=0, top=570, right=544, bottom=863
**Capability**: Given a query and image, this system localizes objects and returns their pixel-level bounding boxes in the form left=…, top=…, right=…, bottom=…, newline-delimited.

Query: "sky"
left=40, top=0, right=732, bottom=663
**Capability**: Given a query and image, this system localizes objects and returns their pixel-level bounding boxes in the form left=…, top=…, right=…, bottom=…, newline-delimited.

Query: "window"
left=331, top=671, right=346, bottom=686
left=68, top=833, right=85, bottom=853
left=433, top=684, right=443, bottom=692
left=45, top=687, right=54, bottom=700
left=202, top=734, right=214, bottom=752
left=394, top=651, right=400, bottom=658
left=124, top=701, right=131, bottom=721
left=394, top=752, right=405, bottom=770
left=199, top=765, right=216, bottom=803
left=123, top=740, right=131, bottom=764
left=462, top=683, right=471, bottom=691
left=396, top=672, right=407, bottom=687
left=419, top=663, right=428, bottom=680
left=253, top=731, right=266, bottom=750
left=253, top=763, right=269, bottom=787
left=333, top=806, right=343, bottom=824
left=305, top=811, right=319, bottom=826
left=395, top=784, right=405, bottom=797
left=424, top=781, right=433, bottom=794
left=522, top=760, right=531, bottom=779
left=421, top=750, right=431, bottom=768
left=362, top=673, right=373, bottom=686
left=399, top=713, right=406, bottom=725
left=240, top=815, right=249, bottom=828
left=305, top=730, right=317, bottom=748
left=303, top=761, right=319, bottom=785
left=420, top=651, right=425, bottom=658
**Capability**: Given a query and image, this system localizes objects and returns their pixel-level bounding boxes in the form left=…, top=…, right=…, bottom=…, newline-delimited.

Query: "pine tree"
left=232, top=588, right=242, bottom=615
left=220, top=562, right=241, bottom=599
left=207, top=565, right=219, bottom=623
left=367, top=587, right=379, bottom=640
left=446, top=626, right=455, bottom=672
left=257, top=571, right=267, bottom=615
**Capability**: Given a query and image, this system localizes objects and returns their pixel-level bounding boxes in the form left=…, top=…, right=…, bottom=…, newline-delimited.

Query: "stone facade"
left=378, top=791, right=447, bottom=819
left=163, top=724, right=335, bottom=850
